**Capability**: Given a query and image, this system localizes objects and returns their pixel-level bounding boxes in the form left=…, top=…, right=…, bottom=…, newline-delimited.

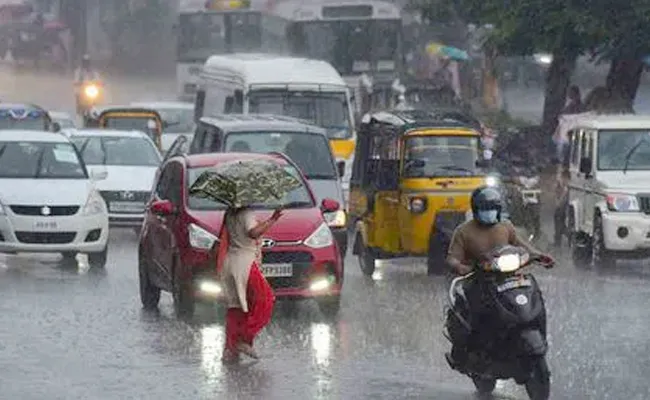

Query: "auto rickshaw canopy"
left=88, top=106, right=165, bottom=150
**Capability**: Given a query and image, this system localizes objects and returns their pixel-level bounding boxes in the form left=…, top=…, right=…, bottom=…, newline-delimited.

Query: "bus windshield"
left=290, top=19, right=400, bottom=75
left=177, top=13, right=227, bottom=62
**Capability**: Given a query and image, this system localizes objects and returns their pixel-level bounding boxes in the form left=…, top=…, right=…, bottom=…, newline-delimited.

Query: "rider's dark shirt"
left=448, top=219, right=518, bottom=265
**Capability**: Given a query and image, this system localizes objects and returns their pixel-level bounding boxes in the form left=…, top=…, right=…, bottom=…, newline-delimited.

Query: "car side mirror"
left=150, top=199, right=174, bottom=216
left=52, top=122, right=61, bottom=132
left=579, top=157, right=592, bottom=175
left=321, top=198, right=340, bottom=213
left=90, top=168, right=108, bottom=180
left=336, top=161, right=345, bottom=178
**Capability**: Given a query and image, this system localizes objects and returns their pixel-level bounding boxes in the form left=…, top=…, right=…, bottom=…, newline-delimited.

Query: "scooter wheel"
left=472, top=377, right=496, bottom=394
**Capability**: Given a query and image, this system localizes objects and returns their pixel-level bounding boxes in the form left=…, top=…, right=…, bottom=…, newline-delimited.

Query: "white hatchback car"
left=0, top=130, right=109, bottom=267
left=66, top=129, right=161, bottom=229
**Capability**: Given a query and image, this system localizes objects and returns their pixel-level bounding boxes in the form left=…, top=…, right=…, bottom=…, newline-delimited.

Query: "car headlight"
left=188, top=223, right=218, bottom=249
left=304, top=222, right=334, bottom=249
left=82, top=190, right=105, bottom=215
left=606, top=194, right=640, bottom=212
left=324, top=210, right=346, bottom=228
left=485, top=175, right=499, bottom=187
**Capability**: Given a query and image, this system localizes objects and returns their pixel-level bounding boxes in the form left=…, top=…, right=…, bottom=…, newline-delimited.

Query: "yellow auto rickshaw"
left=86, top=106, right=164, bottom=150
left=349, top=108, right=498, bottom=276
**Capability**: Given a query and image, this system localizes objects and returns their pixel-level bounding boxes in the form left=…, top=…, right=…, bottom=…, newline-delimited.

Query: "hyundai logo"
left=41, top=206, right=51, bottom=216
left=262, top=238, right=275, bottom=248
left=121, top=191, right=135, bottom=200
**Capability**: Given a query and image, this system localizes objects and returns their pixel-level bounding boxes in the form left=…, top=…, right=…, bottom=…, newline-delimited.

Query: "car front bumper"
left=109, top=213, right=144, bottom=228
left=602, top=212, right=650, bottom=252
left=0, top=212, right=109, bottom=253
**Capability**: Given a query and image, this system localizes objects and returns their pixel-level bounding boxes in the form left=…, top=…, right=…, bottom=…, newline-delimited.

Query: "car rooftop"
left=64, top=128, right=150, bottom=138
left=49, top=111, right=73, bottom=118
left=0, top=103, right=46, bottom=110
left=130, top=101, right=193, bottom=109
left=184, top=152, right=288, bottom=168
left=563, top=114, right=650, bottom=130
left=0, top=130, right=70, bottom=142
left=200, top=114, right=326, bottom=134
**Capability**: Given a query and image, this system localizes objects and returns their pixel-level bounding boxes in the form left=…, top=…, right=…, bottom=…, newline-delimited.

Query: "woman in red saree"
left=217, top=206, right=281, bottom=363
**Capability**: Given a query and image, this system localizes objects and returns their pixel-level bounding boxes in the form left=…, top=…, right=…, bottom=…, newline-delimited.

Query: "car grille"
left=10, top=205, right=79, bottom=216
left=638, top=195, right=650, bottom=214
left=262, top=251, right=314, bottom=289
left=15, top=231, right=76, bottom=244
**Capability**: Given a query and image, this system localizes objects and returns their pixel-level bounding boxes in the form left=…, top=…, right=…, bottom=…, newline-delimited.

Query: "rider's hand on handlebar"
left=536, top=254, right=555, bottom=268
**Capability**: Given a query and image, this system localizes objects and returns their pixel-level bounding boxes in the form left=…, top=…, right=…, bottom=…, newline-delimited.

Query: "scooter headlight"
left=84, top=84, right=99, bottom=99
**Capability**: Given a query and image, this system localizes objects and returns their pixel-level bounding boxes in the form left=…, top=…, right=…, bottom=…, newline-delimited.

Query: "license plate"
left=497, top=278, right=532, bottom=292
left=109, top=201, right=145, bottom=213
left=33, top=220, right=58, bottom=230
left=261, top=263, right=293, bottom=277
left=522, top=192, right=539, bottom=204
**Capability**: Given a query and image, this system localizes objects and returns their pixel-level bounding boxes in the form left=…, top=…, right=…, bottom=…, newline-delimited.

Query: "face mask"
left=476, top=210, right=499, bottom=224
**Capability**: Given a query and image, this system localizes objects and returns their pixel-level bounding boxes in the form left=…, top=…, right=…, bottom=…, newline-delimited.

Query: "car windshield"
left=186, top=164, right=313, bottom=210
left=0, top=115, right=49, bottom=130
left=403, top=135, right=480, bottom=178
left=0, top=141, right=86, bottom=179
left=224, top=132, right=337, bottom=179
left=70, top=136, right=161, bottom=167
left=248, top=91, right=351, bottom=139
left=157, top=108, right=194, bottom=133
left=597, top=130, right=650, bottom=170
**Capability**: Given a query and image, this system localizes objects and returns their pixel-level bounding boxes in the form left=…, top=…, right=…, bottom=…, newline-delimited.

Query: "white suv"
left=0, top=130, right=109, bottom=267
left=563, top=115, right=650, bottom=268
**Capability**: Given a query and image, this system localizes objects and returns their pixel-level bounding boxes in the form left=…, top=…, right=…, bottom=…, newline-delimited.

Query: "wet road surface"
left=2, top=69, right=650, bottom=399
left=2, top=229, right=650, bottom=400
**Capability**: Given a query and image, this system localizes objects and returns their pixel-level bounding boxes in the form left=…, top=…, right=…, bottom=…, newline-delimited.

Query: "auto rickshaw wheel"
left=356, top=233, right=376, bottom=276
left=427, top=232, right=447, bottom=275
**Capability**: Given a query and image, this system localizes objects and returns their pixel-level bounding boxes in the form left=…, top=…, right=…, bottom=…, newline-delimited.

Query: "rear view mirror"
left=321, top=198, right=340, bottom=213
left=579, top=157, right=592, bottom=175
left=150, top=199, right=174, bottom=216
left=336, top=161, right=345, bottom=178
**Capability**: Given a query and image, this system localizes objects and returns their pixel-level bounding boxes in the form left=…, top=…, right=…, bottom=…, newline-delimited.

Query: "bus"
left=272, top=0, right=406, bottom=108
left=175, top=2, right=290, bottom=101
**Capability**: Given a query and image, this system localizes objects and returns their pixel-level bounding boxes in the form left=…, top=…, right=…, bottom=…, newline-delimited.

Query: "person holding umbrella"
left=189, top=158, right=303, bottom=363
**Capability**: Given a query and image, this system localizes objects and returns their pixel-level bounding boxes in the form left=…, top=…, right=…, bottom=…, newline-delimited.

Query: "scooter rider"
left=74, top=54, right=101, bottom=85
left=445, top=186, right=552, bottom=367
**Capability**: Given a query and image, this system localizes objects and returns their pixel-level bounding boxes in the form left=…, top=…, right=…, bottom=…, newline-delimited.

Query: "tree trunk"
left=606, top=56, right=643, bottom=108
left=541, top=49, right=577, bottom=136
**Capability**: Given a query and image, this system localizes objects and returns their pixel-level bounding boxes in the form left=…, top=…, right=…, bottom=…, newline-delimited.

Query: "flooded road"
left=1, top=68, right=650, bottom=399
left=2, top=229, right=650, bottom=400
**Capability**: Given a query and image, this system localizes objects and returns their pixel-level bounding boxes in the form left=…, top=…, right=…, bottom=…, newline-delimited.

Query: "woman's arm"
left=247, top=209, right=283, bottom=239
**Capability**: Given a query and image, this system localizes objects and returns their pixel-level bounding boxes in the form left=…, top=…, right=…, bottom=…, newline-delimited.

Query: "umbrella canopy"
left=189, top=159, right=303, bottom=208
left=426, top=42, right=470, bottom=61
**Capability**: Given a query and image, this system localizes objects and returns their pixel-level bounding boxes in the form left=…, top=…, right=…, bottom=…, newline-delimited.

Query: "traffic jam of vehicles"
left=1, top=0, right=648, bottom=399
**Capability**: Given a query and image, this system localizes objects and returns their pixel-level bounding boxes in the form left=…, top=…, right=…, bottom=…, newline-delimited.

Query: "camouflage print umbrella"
left=188, top=159, right=303, bottom=208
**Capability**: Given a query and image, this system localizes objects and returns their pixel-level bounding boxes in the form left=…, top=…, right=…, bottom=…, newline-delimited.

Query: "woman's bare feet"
left=236, top=342, right=259, bottom=359
left=221, top=348, right=241, bottom=364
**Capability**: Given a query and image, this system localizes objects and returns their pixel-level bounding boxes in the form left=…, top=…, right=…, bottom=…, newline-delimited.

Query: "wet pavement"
left=1, top=69, right=650, bottom=399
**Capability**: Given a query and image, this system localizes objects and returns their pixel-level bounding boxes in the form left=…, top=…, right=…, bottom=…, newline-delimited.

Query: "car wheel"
left=173, top=257, right=195, bottom=318
left=357, top=233, right=376, bottom=277
left=317, top=295, right=341, bottom=318
left=591, top=214, right=614, bottom=269
left=569, top=212, right=591, bottom=268
left=138, top=253, right=160, bottom=310
left=88, top=246, right=108, bottom=269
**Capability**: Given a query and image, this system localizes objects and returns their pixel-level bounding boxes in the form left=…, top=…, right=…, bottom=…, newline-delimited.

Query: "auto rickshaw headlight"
left=486, top=175, right=499, bottom=187
left=408, top=197, right=427, bottom=214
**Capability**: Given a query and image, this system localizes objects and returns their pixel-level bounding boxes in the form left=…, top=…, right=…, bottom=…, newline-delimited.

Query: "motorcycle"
left=506, top=162, right=542, bottom=241
left=444, top=245, right=553, bottom=399
left=76, top=80, right=104, bottom=116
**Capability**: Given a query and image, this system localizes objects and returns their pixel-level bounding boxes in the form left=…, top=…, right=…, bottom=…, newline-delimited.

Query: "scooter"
left=444, top=245, right=553, bottom=399
left=75, top=80, right=104, bottom=116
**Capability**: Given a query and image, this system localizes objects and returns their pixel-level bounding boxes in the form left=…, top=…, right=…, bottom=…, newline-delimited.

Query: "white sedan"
left=66, top=129, right=161, bottom=229
left=130, top=101, right=194, bottom=152
left=0, top=130, right=109, bottom=267
left=49, top=111, right=77, bottom=130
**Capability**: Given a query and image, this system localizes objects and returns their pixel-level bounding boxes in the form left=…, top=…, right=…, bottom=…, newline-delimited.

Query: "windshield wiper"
left=33, top=148, right=46, bottom=178
left=305, top=174, right=337, bottom=180
left=0, top=144, right=7, bottom=160
left=281, top=201, right=312, bottom=209
left=623, top=136, right=650, bottom=174
left=436, top=165, right=473, bottom=173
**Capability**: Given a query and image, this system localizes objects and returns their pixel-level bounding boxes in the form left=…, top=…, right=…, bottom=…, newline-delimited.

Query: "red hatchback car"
left=138, top=152, right=344, bottom=317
